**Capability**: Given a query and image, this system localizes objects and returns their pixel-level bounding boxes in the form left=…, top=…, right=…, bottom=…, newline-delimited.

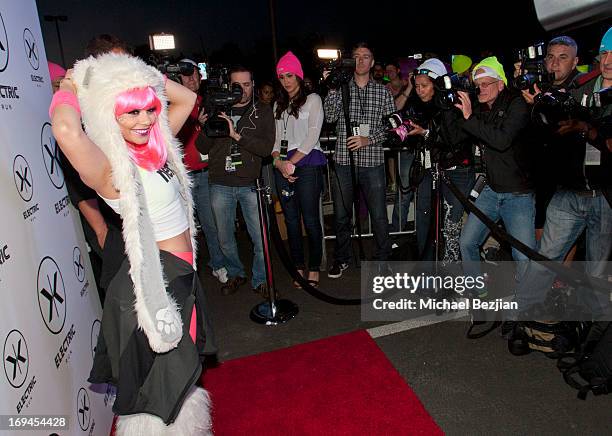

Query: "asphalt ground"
left=196, top=233, right=612, bottom=435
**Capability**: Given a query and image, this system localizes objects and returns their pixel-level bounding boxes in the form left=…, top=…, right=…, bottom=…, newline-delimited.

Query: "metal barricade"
left=317, top=136, right=416, bottom=267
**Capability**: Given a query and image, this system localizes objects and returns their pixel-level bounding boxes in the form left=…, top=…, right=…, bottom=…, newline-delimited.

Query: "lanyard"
left=282, top=110, right=290, bottom=140
left=353, top=81, right=368, bottom=124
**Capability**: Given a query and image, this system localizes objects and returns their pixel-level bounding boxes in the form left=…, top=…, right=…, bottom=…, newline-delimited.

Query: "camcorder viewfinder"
left=198, top=62, right=208, bottom=80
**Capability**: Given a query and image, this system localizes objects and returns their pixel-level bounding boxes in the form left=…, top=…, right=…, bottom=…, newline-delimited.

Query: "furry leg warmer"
left=115, top=387, right=212, bottom=435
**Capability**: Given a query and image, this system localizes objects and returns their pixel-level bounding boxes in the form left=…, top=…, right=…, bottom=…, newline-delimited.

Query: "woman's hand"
left=59, top=69, right=77, bottom=94
left=406, top=121, right=427, bottom=136
left=274, top=159, right=297, bottom=180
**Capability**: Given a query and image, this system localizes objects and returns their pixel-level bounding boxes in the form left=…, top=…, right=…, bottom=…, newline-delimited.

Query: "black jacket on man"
left=536, top=70, right=605, bottom=192
left=460, top=89, right=532, bottom=193
left=196, top=100, right=275, bottom=186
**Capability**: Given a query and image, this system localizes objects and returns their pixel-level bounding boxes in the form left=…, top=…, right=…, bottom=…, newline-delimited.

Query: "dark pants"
left=275, top=165, right=325, bottom=271
left=331, top=163, right=390, bottom=262
left=416, top=166, right=474, bottom=261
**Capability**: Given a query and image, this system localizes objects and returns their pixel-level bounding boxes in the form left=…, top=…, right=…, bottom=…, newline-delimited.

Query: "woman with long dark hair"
left=272, top=52, right=325, bottom=287
left=403, top=58, right=475, bottom=262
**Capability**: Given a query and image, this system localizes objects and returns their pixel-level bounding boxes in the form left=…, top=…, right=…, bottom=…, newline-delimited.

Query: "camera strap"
left=353, top=82, right=368, bottom=124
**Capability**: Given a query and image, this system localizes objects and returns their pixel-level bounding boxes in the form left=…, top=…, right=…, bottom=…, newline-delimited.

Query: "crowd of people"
left=47, top=27, right=611, bottom=434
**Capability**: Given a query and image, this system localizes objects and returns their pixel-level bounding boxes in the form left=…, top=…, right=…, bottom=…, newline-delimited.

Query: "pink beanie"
left=48, top=61, right=66, bottom=81
left=276, top=51, right=303, bottom=80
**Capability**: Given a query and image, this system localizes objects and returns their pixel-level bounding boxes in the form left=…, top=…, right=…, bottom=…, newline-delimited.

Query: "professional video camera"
left=147, top=33, right=196, bottom=83
left=155, top=59, right=197, bottom=82
left=531, top=89, right=589, bottom=128
left=513, top=42, right=555, bottom=91
left=434, top=74, right=477, bottom=111
left=316, top=49, right=356, bottom=89
left=202, top=66, right=243, bottom=137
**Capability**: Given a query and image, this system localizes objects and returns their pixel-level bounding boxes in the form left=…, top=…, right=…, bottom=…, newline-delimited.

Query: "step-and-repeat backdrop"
left=0, top=1, right=113, bottom=434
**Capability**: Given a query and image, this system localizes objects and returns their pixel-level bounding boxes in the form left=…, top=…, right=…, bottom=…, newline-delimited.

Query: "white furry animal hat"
left=72, top=53, right=197, bottom=353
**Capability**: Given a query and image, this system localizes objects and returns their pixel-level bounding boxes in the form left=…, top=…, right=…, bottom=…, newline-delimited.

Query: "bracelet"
left=49, top=90, right=81, bottom=118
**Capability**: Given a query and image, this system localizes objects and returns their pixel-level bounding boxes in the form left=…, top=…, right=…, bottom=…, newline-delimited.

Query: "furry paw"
left=155, top=307, right=182, bottom=344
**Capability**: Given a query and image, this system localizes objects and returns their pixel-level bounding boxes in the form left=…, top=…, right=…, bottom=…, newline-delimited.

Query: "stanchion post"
left=250, top=178, right=299, bottom=325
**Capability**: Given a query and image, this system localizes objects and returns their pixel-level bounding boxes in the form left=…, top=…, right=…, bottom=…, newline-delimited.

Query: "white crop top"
left=100, top=164, right=189, bottom=241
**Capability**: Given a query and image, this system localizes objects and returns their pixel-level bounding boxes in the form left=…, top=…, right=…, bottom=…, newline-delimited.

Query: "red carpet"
left=202, top=330, right=442, bottom=435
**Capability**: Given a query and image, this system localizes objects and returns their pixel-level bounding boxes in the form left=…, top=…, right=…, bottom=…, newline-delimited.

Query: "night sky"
left=37, top=0, right=609, bottom=81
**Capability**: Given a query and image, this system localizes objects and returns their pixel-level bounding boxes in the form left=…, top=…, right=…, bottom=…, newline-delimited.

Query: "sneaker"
left=212, top=267, right=228, bottom=284
left=221, top=276, right=247, bottom=296
left=328, top=261, right=349, bottom=279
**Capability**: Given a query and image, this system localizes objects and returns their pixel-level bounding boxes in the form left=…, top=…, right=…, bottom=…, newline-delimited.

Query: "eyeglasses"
left=475, top=80, right=500, bottom=90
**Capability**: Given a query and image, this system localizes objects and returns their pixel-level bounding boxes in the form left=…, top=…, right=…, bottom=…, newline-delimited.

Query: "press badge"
left=359, top=123, right=370, bottom=137
left=225, top=156, right=236, bottom=172
left=424, top=150, right=432, bottom=169
left=199, top=153, right=209, bottom=163
left=585, top=143, right=601, bottom=166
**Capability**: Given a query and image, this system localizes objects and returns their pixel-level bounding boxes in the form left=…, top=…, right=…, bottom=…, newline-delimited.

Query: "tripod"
left=339, top=80, right=366, bottom=266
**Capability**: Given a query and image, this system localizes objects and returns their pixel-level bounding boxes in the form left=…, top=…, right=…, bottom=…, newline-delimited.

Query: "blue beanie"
left=600, top=26, right=612, bottom=53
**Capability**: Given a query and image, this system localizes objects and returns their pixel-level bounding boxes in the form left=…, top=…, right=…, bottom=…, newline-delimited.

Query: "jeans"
left=416, top=166, right=474, bottom=261
left=391, top=151, right=415, bottom=232
left=332, top=163, right=390, bottom=262
left=275, top=165, right=325, bottom=271
left=460, top=185, right=536, bottom=284
left=191, top=170, right=226, bottom=271
left=515, top=191, right=612, bottom=315
left=209, top=183, right=265, bottom=288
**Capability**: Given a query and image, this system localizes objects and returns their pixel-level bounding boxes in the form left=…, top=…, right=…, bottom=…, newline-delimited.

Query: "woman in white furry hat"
left=50, top=53, right=212, bottom=435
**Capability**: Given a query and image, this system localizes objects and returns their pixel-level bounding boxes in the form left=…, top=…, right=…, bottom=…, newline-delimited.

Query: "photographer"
left=518, top=37, right=593, bottom=253
left=176, top=59, right=228, bottom=285
left=399, top=58, right=475, bottom=261
left=456, top=57, right=536, bottom=293
left=195, top=66, right=275, bottom=296
left=323, top=42, right=396, bottom=278
left=514, top=28, right=612, bottom=317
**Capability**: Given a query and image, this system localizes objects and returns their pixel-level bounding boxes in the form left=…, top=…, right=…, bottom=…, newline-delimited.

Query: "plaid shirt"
left=323, top=78, right=395, bottom=167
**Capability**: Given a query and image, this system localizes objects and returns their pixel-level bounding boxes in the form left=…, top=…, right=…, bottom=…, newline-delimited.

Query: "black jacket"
left=532, top=70, right=606, bottom=191
left=401, top=98, right=473, bottom=170
left=460, top=89, right=532, bottom=193
left=195, top=101, right=275, bottom=186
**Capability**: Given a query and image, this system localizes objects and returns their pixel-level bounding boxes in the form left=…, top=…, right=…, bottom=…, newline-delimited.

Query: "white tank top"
left=100, top=164, right=189, bottom=241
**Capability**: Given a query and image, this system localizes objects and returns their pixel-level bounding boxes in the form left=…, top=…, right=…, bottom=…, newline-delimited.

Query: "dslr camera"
left=513, top=42, right=554, bottom=91
left=434, top=74, right=477, bottom=111
left=202, top=66, right=243, bottom=137
left=385, top=104, right=427, bottom=146
left=531, top=89, right=590, bottom=128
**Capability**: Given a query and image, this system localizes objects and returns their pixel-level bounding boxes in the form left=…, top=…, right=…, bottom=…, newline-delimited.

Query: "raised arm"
left=166, top=79, right=197, bottom=136
left=50, top=73, right=115, bottom=198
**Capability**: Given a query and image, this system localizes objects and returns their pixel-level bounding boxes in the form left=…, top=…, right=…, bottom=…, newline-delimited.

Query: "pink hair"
left=114, top=87, right=167, bottom=171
